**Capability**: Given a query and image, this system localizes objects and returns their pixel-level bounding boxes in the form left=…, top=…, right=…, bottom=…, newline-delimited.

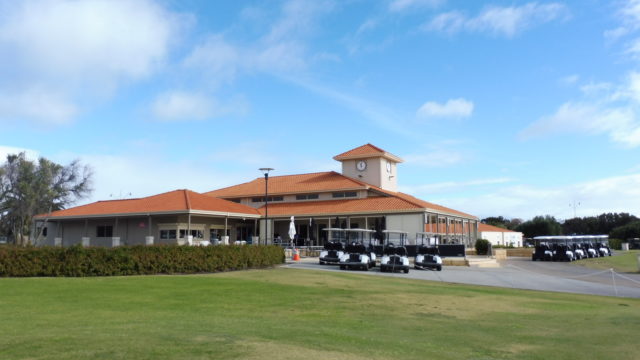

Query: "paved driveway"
left=283, top=257, right=640, bottom=298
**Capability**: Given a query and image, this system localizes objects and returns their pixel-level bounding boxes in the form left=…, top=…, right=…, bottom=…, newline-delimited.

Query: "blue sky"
left=1, top=0, right=640, bottom=220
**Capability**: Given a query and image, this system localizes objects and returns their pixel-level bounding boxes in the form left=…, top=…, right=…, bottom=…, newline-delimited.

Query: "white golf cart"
left=414, top=232, right=442, bottom=271
left=344, top=229, right=377, bottom=268
left=319, top=228, right=346, bottom=265
left=594, top=235, right=612, bottom=257
left=379, top=230, right=410, bottom=273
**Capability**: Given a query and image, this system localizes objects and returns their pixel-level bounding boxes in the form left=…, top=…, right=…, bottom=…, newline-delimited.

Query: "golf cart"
left=551, top=237, right=574, bottom=262
left=595, top=235, right=612, bottom=257
left=319, top=228, right=346, bottom=265
left=414, top=232, right=442, bottom=271
left=344, top=229, right=377, bottom=268
left=339, top=241, right=373, bottom=271
left=582, top=236, right=599, bottom=258
left=569, top=238, right=585, bottom=260
left=531, top=236, right=553, bottom=261
left=380, top=230, right=410, bottom=273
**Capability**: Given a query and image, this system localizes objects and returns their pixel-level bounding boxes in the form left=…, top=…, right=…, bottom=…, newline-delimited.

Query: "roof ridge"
left=184, top=189, right=192, bottom=210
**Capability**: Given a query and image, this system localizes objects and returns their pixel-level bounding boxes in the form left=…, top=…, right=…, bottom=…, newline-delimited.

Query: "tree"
left=609, top=221, right=640, bottom=241
left=0, top=153, right=92, bottom=245
left=516, top=215, right=562, bottom=238
left=481, top=216, right=523, bottom=230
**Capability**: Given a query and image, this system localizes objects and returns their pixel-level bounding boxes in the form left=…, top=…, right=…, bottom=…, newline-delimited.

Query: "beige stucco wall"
left=340, top=157, right=398, bottom=191
left=385, top=213, right=423, bottom=245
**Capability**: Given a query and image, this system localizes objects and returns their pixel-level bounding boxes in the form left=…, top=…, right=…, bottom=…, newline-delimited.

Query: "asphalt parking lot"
left=283, top=256, right=640, bottom=298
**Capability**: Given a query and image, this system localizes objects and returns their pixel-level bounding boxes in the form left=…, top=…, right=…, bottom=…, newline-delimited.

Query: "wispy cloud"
left=559, top=74, right=580, bottom=86
left=0, top=145, right=39, bottom=161
left=437, top=173, right=640, bottom=219
left=400, top=177, right=513, bottom=195
left=521, top=71, right=640, bottom=148
left=416, top=98, right=474, bottom=119
left=150, top=91, right=248, bottom=122
left=388, top=0, right=443, bottom=13
left=422, top=2, right=569, bottom=37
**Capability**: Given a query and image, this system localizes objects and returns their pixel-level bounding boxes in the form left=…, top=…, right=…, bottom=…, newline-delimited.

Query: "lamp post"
left=259, top=168, right=274, bottom=245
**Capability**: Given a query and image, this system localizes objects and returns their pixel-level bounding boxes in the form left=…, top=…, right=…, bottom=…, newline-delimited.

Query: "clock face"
left=356, top=160, right=367, bottom=171
left=386, top=162, right=392, bottom=173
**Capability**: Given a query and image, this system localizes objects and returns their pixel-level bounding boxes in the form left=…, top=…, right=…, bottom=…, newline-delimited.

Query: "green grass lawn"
left=1, top=268, right=639, bottom=360
left=573, top=250, right=640, bottom=273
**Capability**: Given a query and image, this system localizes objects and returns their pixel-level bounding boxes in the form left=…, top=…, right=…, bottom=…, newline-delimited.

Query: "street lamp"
left=259, top=168, right=274, bottom=245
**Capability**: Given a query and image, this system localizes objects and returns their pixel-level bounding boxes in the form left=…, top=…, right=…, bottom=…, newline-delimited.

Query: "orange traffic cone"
left=292, top=248, right=300, bottom=261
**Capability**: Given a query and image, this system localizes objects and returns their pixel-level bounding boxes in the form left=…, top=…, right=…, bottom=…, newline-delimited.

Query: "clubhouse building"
left=34, top=144, right=479, bottom=247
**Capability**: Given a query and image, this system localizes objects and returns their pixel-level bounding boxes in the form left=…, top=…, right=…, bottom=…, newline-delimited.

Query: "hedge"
left=0, top=245, right=285, bottom=277
left=475, top=239, right=490, bottom=255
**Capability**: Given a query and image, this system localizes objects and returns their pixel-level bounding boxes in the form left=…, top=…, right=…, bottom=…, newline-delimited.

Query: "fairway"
left=1, top=268, right=639, bottom=360
left=572, top=250, right=640, bottom=273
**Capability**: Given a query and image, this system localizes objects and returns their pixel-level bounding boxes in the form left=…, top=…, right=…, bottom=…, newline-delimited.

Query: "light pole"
left=259, top=168, right=274, bottom=245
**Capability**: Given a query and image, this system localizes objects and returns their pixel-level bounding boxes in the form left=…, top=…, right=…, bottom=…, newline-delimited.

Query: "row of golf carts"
left=318, top=229, right=443, bottom=273
left=531, top=235, right=612, bottom=262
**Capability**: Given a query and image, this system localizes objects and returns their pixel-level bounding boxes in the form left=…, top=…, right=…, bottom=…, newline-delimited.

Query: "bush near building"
left=0, top=245, right=284, bottom=277
left=475, top=239, right=490, bottom=255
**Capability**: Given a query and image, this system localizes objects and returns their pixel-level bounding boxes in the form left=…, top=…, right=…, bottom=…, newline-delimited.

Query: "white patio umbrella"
left=288, top=216, right=296, bottom=246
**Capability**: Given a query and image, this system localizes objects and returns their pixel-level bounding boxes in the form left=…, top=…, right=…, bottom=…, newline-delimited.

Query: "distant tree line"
left=481, top=213, right=640, bottom=240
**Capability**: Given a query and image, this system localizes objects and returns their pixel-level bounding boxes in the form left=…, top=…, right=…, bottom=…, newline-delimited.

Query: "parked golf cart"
left=581, top=236, right=599, bottom=258
left=319, top=228, right=346, bottom=265
left=414, top=232, right=442, bottom=271
left=531, top=236, right=554, bottom=261
left=551, top=238, right=575, bottom=262
left=569, top=238, right=586, bottom=260
left=595, top=235, right=612, bottom=257
left=344, top=229, right=377, bottom=268
left=380, top=230, right=410, bottom=273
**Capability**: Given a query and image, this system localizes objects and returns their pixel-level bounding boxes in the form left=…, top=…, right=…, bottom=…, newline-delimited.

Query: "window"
left=251, top=196, right=284, bottom=203
left=332, top=192, right=357, bottom=198
left=179, top=229, right=203, bottom=239
left=96, top=225, right=113, bottom=237
left=296, top=193, right=319, bottom=200
left=160, top=230, right=176, bottom=239
left=229, top=198, right=241, bottom=203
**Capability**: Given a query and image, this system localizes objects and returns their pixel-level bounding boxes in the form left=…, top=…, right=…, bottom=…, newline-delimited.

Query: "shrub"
left=609, top=238, right=623, bottom=250
left=475, top=239, right=490, bottom=255
left=0, top=245, right=284, bottom=277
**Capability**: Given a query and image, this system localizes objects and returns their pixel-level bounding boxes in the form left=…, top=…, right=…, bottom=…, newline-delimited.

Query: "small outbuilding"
left=478, top=223, right=524, bottom=247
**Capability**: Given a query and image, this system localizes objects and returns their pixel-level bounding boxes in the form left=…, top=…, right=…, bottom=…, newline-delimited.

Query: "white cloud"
left=0, top=0, right=184, bottom=124
left=559, top=74, right=580, bottom=86
left=522, top=71, right=640, bottom=147
left=400, top=177, right=513, bottom=195
left=423, top=2, right=569, bottom=37
left=388, top=0, right=443, bottom=12
left=403, top=150, right=465, bottom=167
left=151, top=91, right=249, bottom=122
left=51, top=152, right=249, bottom=205
left=0, top=87, right=77, bottom=124
left=417, top=98, right=474, bottom=119
left=0, top=145, right=39, bottom=161
left=151, top=91, right=214, bottom=121
left=433, top=173, right=640, bottom=219
left=605, top=0, right=640, bottom=61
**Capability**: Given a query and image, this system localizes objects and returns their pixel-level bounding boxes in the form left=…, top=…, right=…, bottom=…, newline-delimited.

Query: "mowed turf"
left=1, top=268, right=639, bottom=360
left=573, top=250, right=640, bottom=273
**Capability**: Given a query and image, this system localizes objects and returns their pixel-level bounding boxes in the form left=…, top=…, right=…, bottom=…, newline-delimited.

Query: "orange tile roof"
left=478, top=223, right=518, bottom=233
left=205, top=171, right=368, bottom=198
left=370, top=186, right=477, bottom=219
left=333, top=143, right=403, bottom=162
left=35, top=189, right=260, bottom=219
left=256, top=197, right=423, bottom=217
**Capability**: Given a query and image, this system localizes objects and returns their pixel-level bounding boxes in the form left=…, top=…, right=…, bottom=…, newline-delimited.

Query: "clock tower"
left=333, top=144, right=403, bottom=192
